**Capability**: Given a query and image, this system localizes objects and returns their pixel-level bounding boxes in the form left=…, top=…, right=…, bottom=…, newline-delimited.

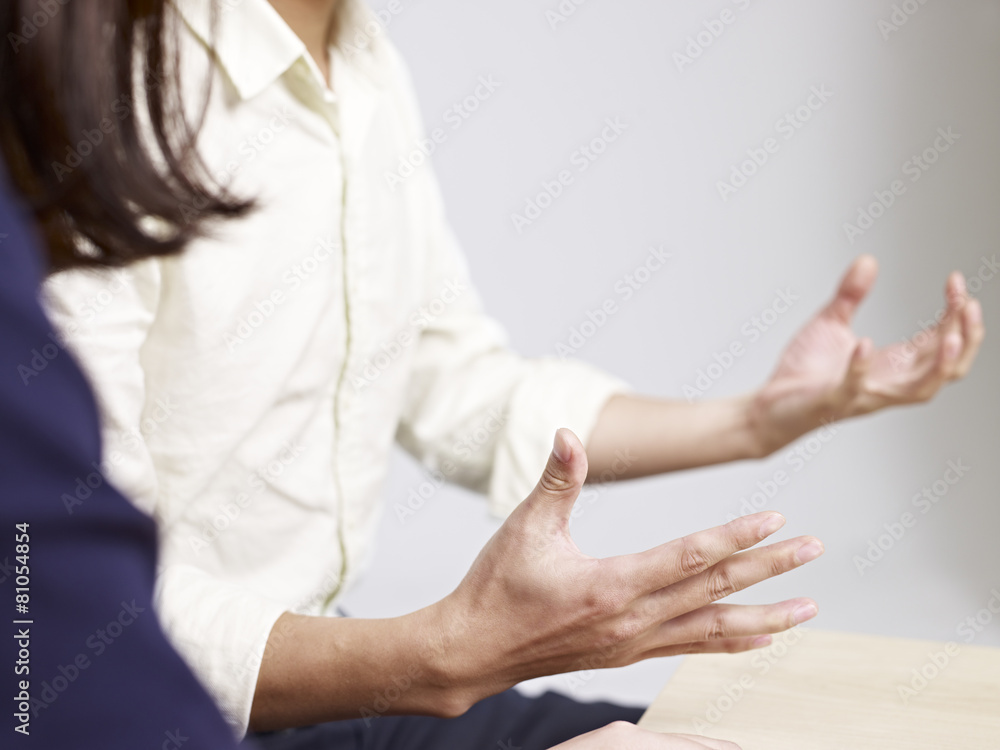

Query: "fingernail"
left=758, top=513, right=786, bottom=537
left=792, top=603, right=818, bottom=624
left=552, top=429, right=572, bottom=463
left=751, top=635, right=772, bottom=648
left=795, top=540, right=824, bottom=564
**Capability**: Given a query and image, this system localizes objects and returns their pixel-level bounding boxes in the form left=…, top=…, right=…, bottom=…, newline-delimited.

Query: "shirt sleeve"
left=43, top=265, right=286, bottom=737
left=383, top=46, right=632, bottom=518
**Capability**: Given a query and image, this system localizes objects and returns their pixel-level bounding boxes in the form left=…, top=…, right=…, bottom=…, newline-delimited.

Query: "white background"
left=343, top=0, right=1000, bottom=708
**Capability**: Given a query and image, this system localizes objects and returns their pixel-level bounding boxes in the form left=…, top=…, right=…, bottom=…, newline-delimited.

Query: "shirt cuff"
left=488, top=358, right=631, bottom=518
left=155, top=564, right=290, bottom=738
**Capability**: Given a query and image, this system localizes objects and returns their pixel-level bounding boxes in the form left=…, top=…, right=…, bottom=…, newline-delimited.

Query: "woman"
left=0, top=2, right=248, bottom=747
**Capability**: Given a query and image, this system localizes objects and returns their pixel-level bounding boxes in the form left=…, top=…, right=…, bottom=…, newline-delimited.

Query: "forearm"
left=249, top=607, right=472, bottom=732
left=585, top=393, right=768, bottom=481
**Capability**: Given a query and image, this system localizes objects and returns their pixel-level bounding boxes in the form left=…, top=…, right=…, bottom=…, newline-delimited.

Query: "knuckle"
left=769, top=550, right=792, bottom=577
left=587, top=588, right=626, bottom=618
left=705, top=566, right=738, bottom=601
left=607, top=613, right=645, bottom=645
left=537, top=470, right=574, bottom=495
left=722, top=638, right=748, bottom=654
left=703, top=610, right=731, bottom=641
left=677, top=538, right=710, bottom=578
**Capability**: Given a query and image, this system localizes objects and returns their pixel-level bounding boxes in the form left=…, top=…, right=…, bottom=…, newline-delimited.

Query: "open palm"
left=753, top=255, right=984, bottom=452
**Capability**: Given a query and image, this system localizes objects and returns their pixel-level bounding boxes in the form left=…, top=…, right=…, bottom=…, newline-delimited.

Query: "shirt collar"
left=173, top=0, right=386, bottom=102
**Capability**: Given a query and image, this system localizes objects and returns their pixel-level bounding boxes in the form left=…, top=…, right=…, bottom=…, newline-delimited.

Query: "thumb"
left=527, top=428, right=588, bottom=515
left=824, top=254, right=878, bottom=324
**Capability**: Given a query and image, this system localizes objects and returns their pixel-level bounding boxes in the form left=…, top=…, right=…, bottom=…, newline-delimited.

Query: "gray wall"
left=342, top=0, right=1000, bottom=706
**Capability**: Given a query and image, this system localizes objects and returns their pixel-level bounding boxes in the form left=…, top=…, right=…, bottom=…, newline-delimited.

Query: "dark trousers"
left=249, top=689, right=645, bottom=750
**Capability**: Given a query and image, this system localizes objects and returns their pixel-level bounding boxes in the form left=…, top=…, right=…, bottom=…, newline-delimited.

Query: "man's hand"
left=250, top=429, right=820, bottom=730
left=752, top=254, right=985, bottom=453
left=550, top=722, right=740, bottom=749
left=426, top=428, right=822, bottom=711
left=586, top=257, right=985, bottom=481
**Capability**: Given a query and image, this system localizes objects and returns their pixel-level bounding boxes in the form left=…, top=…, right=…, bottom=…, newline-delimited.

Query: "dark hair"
left=0, top=0, right=252, bottom=272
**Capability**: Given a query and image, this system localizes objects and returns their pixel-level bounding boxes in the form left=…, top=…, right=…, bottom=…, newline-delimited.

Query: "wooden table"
left=639, top=629, right=1000, bottom=749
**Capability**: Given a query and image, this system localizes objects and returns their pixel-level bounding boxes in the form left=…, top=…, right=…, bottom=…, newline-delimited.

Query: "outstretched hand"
left=752, top=255, right=984, bottom=452
left=428, top=429, right=822, bottom=713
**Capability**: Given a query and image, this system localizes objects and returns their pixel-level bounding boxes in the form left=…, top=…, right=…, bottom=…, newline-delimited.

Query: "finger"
left=523, top=428, right=588, bottom=520
left=945, top=271, right=969, bottom=319
left=837, top=337, right=873, bottom=405
left=955, top=297, right=985, bottom=378
left=642, top=634, right=776, bottom=660
left=823, top=254, right=878, bottom=324
left=654, top=536, right=824, bottom=614
left=905, top=328, right=960, bottom=402
left=652, top=599, right=817, bottom=648
left=939, top=272, right=967, bottom=368
left=616, top=512, right=787, bottom=596
left=663, top=735, right=742, bottom=750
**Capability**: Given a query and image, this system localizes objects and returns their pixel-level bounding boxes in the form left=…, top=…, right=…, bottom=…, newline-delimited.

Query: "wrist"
left=745, top=390, right=785, bottom=459
left=404, top=600, right=487, bottom=718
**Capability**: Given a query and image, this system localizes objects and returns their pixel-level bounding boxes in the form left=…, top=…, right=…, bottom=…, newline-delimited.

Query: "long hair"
left=0, top=0, right=253, bottom=271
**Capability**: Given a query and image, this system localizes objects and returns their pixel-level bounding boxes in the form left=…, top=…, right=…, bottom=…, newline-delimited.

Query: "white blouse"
left=42, top=0, right=628, bottom=735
